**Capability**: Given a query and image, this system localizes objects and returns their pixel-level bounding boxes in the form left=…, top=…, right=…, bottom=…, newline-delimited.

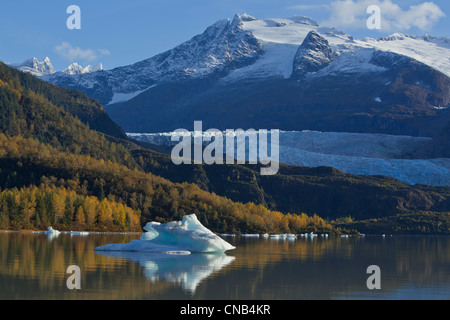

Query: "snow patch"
left=108, top=85, right=156, bottom=105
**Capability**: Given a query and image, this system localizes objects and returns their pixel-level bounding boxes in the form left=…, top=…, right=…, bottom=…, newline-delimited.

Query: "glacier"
left=94, top=214, right=236, bottom=254
left=128, top=130, right=450, bottom=186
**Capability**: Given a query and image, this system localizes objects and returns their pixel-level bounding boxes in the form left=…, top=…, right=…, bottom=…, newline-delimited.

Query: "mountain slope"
left=42, top=15, right=264, bottom=105
left=0, top=62, right=127, bottom=140
left=417, top=120, right=450, bottom=158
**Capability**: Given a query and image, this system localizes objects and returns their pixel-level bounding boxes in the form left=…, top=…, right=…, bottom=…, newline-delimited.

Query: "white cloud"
left=290, top=0, right=445, bottom=31
left=55, top=42, right=110, bottom=62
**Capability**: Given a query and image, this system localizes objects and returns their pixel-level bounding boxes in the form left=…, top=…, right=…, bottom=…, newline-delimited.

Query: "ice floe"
left=95, top=214, right=235, bottom=254
left=43, top=227, right=60, bottom=235
left=42, top=227, right=61, bottom=240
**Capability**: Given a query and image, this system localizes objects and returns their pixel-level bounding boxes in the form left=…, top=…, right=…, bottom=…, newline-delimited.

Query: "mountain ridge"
left=10, top=57, right=104, bottom=77
left=7, top=13, right=450, bottom=157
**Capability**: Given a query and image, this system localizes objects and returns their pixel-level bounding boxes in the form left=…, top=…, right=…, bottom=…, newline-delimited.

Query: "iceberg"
left=42, top=226, right=60, bottom=235
left=270, top=234, right=288, bottom=240
left=70, top=231, right=89, bottom=236
left=42, top=227, right=61, bottom=240
left=95, top=214, right=236, bottom=254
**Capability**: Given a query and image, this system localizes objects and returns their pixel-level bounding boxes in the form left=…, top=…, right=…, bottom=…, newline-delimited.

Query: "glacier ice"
left=128, top=130, right=450, bottom=186
left=95, top=214, right=236, bottom=254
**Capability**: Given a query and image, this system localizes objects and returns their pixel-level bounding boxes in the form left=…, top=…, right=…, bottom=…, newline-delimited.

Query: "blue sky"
left=0, top=0, right=448, bottom=71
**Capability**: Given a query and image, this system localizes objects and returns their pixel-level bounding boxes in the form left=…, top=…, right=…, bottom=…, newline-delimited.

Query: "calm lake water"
left=0, top=231, right=449, bottom=300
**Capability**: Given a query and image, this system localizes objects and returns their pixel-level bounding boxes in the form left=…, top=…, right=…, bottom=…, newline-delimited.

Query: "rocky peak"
left=291, top=31, right=334, bottom=80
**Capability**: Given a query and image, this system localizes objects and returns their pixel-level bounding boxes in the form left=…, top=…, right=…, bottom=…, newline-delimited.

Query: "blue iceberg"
left=95, top=214, right=236, bottom=254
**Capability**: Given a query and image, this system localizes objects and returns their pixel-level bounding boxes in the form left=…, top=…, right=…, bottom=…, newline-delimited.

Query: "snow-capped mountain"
left=42, top=14, right=264, bottom=105
left=11, top=57, right=56, bottom=77
left=35, top=14, right=450, bottom=141
left=10, top=57, right=103, bottom=76
left=63, top=62, right=103, bottom=75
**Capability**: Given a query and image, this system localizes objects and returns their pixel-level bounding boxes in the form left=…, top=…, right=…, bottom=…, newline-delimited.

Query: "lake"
left=0, top=231, right=449, bottom=300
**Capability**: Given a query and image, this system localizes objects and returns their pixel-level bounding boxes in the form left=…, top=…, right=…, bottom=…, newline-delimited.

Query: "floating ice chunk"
left=270, top=234, right=288, bottom=240
left=70, top=231, right=89, bottom=236
left=43, top=227, right=60, bottom=235
left=304, top=232, right=317, bottom=238
left=42, top=227, right=60, bottom=240
left=241, top=234, right=260, bottom=238
left=286, top=234, right=297, bottom=238
left=95, top=214, right=236, bottom=254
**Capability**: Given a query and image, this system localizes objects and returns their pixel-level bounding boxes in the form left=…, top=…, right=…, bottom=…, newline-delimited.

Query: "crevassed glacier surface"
left=94, top=214, right=235, bottom=254
left=128, top=131, right=450, bottom=186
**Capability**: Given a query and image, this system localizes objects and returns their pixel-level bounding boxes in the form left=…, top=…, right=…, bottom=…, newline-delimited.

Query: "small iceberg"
left=43, top=227, right=61, bottom=240
left=95, top=214, right=235, bottom=254
left=241, top=234, right=260, bottom=238
left=300, top=232, right=317, bottom=238
left=220, top=233, right=236, bottom=237
left=270, top=234, right=287, bottom=240
left=70, top=231, right=89, bottom=236
left=43, top=227, right=60, bottom=235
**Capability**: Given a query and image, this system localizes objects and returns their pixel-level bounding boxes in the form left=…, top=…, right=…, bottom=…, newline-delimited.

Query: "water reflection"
left=0, top=232, right=448, bottom=300
left=96, top=252, right=235, bottom=294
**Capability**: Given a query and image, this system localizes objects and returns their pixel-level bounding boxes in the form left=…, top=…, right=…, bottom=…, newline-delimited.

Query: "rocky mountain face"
left=292, top=31, right=334, bottom=79
left=416, top=120, right=450, bottom=158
